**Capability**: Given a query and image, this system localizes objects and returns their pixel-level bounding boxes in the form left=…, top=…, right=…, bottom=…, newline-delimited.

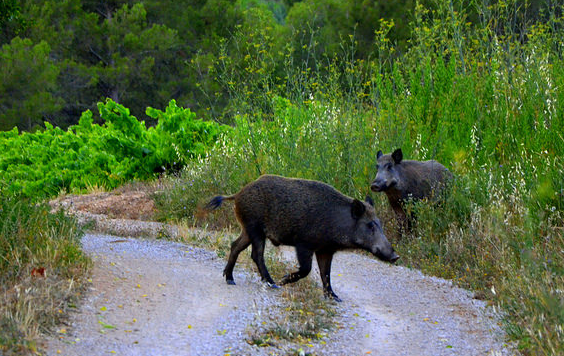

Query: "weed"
left=0, top=197, right=90, bottom=355
left=245, top=247, right=336, bottom=352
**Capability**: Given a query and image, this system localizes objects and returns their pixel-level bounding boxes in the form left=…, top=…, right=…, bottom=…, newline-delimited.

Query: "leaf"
left=98, top=320, right=117, bottom=329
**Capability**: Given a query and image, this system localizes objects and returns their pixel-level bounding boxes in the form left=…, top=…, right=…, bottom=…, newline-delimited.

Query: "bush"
left=0, top=99, right=229, bottom=199
left=0, top=196, right=90, bottom=354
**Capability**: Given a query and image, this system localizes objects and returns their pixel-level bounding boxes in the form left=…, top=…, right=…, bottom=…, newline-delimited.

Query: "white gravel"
left=44, top=231, right=517, bottom=356
left=310, top=251, right=514, bottom=356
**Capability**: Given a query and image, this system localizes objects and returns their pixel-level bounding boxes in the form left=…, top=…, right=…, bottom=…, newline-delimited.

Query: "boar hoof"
left=325, top=292, right=342, bottom=303
left=266, top=281, right=280, bottom=289
left=226, top=279, right=236, bottom=285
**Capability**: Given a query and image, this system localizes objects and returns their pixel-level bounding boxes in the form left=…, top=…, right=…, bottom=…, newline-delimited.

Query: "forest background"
left=0, top=0, right=549, bottom=130
left=1, top=0, right=563, bottom=355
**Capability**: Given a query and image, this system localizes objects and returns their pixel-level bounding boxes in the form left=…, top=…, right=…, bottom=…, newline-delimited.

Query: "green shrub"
left=0, top=99, right=229, bottom=200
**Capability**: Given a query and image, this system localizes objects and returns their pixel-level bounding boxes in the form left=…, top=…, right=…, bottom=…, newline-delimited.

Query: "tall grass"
left=155, top=1, right=564, bottom=354
left=0, top=196, right=90, bottom=355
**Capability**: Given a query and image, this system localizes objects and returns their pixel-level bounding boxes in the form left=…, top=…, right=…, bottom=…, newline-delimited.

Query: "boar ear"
left=351, top=199, right=366, bottom=219
left=377, top=150, right=383, bottom=159
left=365, top=195, right=374, bottom=207
left=392, top=148, right=403, bottom=164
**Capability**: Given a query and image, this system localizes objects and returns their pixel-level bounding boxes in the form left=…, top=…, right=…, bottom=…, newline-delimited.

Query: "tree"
left=0, top=37, right=60, bottom=131
left=22, top=0, right=181, bottom=126
left=0, top=0, right=28, bottom=45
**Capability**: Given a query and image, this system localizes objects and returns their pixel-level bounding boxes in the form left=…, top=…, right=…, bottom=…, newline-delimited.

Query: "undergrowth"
left=0, top=196, right=90, bottom=355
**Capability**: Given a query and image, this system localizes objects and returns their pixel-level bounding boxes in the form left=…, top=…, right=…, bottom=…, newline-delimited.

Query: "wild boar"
left=206, top=174, right=399, bottom=302
left=370, top=148, right=452, bottom=233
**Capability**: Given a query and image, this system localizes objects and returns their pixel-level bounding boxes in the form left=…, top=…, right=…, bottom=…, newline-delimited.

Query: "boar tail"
left=205, top=195, right=236, bottom=210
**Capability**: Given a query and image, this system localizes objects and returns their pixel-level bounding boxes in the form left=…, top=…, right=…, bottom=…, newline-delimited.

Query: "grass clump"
left=0, top=196, right=90, bottom=355
left=246, top=248, right=336, bottom=353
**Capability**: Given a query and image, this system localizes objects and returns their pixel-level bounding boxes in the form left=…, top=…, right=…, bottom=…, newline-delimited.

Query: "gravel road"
left=45, top=232, right=515, bottom=356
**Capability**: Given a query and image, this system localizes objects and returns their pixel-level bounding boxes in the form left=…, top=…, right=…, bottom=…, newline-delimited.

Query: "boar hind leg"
left=315, top=250, right=341, bottom=302
left=280, top=246, right=314, bottom=285
left=248, top=228, right=278, bottom=288
left=224, top=231, right=251, bottom=285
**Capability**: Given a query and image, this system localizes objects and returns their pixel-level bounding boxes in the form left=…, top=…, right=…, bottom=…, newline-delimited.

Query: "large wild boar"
left=371, top=148, right=452, bottom=233
left=206, top=174, right=399, bottom=302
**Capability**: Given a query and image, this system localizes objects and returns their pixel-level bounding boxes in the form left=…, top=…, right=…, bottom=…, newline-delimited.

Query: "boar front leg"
left=248, top=228, right=278, bottom=288
left=315, top=250, right=341, bottom=302
left=393, top=204, right=410, bottom=235
left=280, top=246, right=314, bottom=285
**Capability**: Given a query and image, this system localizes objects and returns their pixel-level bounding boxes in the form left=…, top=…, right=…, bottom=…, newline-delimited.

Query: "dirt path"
left=45, top=231, right=514, bottom=356
left=320, top=252, right=511, bottom=356
left=45, top=234, right=278, bottom=356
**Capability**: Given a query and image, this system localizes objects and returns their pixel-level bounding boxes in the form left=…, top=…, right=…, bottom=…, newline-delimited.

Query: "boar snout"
left=371, top=235, right=399, bottom=263
left=370, top=180, right=384, bottom=192
left=371, top=177, right=396, bottom=192
left=374, top=248, right=399, bottom=263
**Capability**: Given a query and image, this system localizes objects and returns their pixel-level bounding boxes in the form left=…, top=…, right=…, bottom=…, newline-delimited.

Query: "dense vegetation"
left=0, top=99, right=227, bottom=199
left=0, top=0, right=551, bottom=130
left=0, top=196, right=89, bottom=354
left=1, top=0, right=563, bottom=355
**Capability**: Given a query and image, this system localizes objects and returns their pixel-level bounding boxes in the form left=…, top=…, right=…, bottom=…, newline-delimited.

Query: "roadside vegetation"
left=0, top=197, right=89, bottom=355
left=0, top=99, right=227, bottom=200
left=0, top=1, right=563, bottom=355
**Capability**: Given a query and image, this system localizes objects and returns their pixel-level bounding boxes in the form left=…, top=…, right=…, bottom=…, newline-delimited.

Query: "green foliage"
left=2, top=0, right=463, bottom=128
left=0, top=99, right=228, bottom=199
left=17, top=0, right=182, bottom=127
left=0, top=37, right=60, bottom=131
left=0, top=0, right=28, bottom=44
left=0, top=195, right=89, bottom=354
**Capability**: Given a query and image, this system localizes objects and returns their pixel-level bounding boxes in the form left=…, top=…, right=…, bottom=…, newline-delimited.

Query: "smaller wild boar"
left=371, top=148, right=452, bottom=234
left=206, top=174, right=399, bottom=302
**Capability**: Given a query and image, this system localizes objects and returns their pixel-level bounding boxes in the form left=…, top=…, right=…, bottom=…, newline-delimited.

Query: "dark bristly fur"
left=371, top=148, right=452, bottom=234
left=205, top=195, right=235, bottom=210
left=206, top=174, right=398, bottom=302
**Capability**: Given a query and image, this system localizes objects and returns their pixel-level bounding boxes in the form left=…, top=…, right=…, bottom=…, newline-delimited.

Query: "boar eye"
left=367, top=221, right=376, bottom=230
